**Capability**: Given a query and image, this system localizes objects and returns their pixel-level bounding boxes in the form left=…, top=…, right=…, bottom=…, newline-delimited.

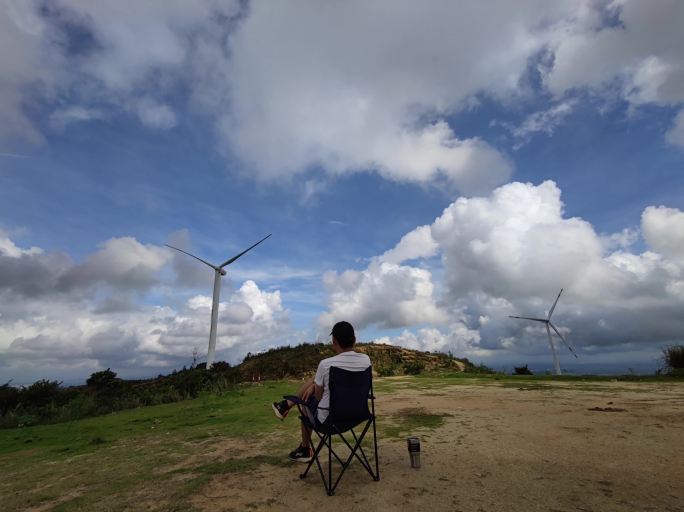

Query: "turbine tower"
left=509, top=288, right=578, bottom=375
left=166, top=234, right=271, bottom=369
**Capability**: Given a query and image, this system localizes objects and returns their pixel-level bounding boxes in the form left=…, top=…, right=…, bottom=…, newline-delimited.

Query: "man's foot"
left=288, top=445, right=313, bottom=463
left=272, top=400, right=290, bottom=420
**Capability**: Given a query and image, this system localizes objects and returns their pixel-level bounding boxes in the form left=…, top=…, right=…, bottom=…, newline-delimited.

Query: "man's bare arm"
left=314, top=384, right=323, bottom=402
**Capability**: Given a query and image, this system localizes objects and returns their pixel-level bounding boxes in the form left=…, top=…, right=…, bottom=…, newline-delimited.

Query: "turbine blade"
left=165, top=245, right=217, bottom=270
left=549, top=322, right=578, bottom=358
left=509, top=316, right=548, bottom=323
left=219, top=234, right=272, bottom=268
left=548, top=288, right=563, bottom=320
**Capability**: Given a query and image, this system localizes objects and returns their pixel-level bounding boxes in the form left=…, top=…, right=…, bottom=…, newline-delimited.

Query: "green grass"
left=0, top=382, right=296, bottom=512
left=383, top=408, right=451, bottom=438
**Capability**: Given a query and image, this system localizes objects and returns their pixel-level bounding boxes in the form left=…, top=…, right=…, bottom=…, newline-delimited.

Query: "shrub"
left=376, top=365, right=396, bottom=377
left=0, top=381, right=19, bottom=416
left=403, top=361, right=425, bottom=375
left=464, top=362, right=495, bottom=374
left=59, top=394, right=96, bottom=422
left=86, top=369, right=119, bottom=390
left=21, top=379, right=63, bottom=408
left=87, top=369, right=124, bottom=409
left=662, top=345, right=684, bottom=373
left=513, top=364, right=533, bottom=375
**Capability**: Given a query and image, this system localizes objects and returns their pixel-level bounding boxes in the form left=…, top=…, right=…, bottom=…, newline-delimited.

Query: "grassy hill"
left=238, top=342, right=474, bottom=380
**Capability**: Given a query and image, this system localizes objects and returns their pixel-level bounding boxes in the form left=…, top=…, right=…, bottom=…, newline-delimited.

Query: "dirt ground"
left=190, top=381, right=684, bottom=512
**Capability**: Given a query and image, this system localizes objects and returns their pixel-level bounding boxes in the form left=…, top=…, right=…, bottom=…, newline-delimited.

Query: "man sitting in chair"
left=272, top=320, right=371, bottom=462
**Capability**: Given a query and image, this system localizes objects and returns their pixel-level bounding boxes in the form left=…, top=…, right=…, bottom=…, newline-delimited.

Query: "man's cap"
left=330, top=321, right=355, bottom=344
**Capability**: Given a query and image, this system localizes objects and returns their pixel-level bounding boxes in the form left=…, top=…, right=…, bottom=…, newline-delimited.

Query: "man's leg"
left=300, top=413, right=313, bottom=448
left=272, top=377, right=314, bottom=420
left=288, top=398, right=317, bottom=462
left=286, top=377, right=313, bottom=405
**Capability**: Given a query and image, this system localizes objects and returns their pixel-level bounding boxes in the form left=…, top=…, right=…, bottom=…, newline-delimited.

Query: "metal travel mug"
left=407, top=436, right=421, bottom=468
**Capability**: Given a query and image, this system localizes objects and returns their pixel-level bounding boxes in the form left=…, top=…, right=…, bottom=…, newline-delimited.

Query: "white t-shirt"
left=314, top=351, right=371, bottom=423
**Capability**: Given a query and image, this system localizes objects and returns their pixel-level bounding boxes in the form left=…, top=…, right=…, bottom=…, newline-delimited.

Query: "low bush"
left=662, top=345, right=684, bottom=374
left=513, top=365, right=533, bottom=375
left=376, top=365, right=397, bottom=377
left=403, top=361, right=425, bottom=375
left=463, top=362, right=495, bottom=374
left=0, top=381, right=19, bottom=416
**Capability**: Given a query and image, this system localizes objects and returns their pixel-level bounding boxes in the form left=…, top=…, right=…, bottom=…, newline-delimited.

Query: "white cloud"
left=133, top=98, right=177, bottom=130
left=318, top=261, right=447, bottom=331
left=599, top=228, right=639, bottom=252
left=379, top=225, right=438, bottom=264
left=157, top=280, right=288, bottom=355
left=0, top=232, right=43, bottom=257
left=665, top=109, right=684, bottom=148
left=505, top=100, right=577, bottom=148
left=375, top=324, right=483, bottom=357
left=641, top=205, right=684, bottom=261
left=321, top=180, right=684, bottom=359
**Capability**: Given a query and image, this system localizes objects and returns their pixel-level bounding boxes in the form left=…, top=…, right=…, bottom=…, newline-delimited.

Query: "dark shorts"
left=300, top=396, right=324, bottom=428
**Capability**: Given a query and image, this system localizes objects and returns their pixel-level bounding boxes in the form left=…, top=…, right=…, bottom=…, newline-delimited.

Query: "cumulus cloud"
left=154, top=280, right=288, bottom=356
left=322, top=180, right=684, bottom=360
left=642, top=206, right=684, bottom=261
left=318, top=261, right=447, bottom=332
left=0, top=234, right=291, bottom=383
left=379, top=225, right=438, bottom=265
left=376, top=323, right=483, bottom=357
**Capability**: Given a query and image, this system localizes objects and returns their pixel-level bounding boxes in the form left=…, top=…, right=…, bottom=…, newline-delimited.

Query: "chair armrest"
left=283, top=395, right=328, bottom=410
left=284, top=395, right=306, bottom=406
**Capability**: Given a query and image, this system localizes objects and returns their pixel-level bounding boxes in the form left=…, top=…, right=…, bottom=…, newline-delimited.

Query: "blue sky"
left=2, top=1, right=684, bottom=384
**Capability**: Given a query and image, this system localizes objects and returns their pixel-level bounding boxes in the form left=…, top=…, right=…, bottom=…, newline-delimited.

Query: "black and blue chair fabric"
left=285, top=366, right=380, bottom=496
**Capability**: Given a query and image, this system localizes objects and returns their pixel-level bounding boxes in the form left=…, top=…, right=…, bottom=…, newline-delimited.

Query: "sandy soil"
left=191, top=381, right=684, bottom=512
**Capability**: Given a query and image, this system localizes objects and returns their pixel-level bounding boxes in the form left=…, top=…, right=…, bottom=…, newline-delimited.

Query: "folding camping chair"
left=285, top=366, right=380, bottom=496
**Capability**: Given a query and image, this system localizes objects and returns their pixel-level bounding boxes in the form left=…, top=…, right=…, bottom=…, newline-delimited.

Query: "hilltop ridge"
left=237, top=342, right=472, bottom=380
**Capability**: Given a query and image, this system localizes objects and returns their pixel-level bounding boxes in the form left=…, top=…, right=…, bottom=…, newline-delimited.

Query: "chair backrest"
left=326, top=366, right=372, bottom=430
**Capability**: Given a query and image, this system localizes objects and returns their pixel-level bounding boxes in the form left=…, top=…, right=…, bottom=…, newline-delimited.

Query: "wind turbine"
left=166, top=234, right=271, bottom=369
left=509, top=288, right=578, bottom=375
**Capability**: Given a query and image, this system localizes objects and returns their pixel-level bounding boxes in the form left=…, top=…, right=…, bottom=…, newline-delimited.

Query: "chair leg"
left=327, top=433, right=333, bottom=495
left=304, top=421, right=380, bottom=495
left=372, top=416, right=380, bottom=481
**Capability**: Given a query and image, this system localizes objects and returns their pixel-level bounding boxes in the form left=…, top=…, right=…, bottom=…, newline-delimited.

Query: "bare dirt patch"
left=190, top=381, right=684, bottom=512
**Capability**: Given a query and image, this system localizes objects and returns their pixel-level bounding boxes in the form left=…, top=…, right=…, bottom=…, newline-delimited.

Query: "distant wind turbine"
left=166, top=234, right=271, bottom=369
left=509, top=288, right=578, bottom=375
